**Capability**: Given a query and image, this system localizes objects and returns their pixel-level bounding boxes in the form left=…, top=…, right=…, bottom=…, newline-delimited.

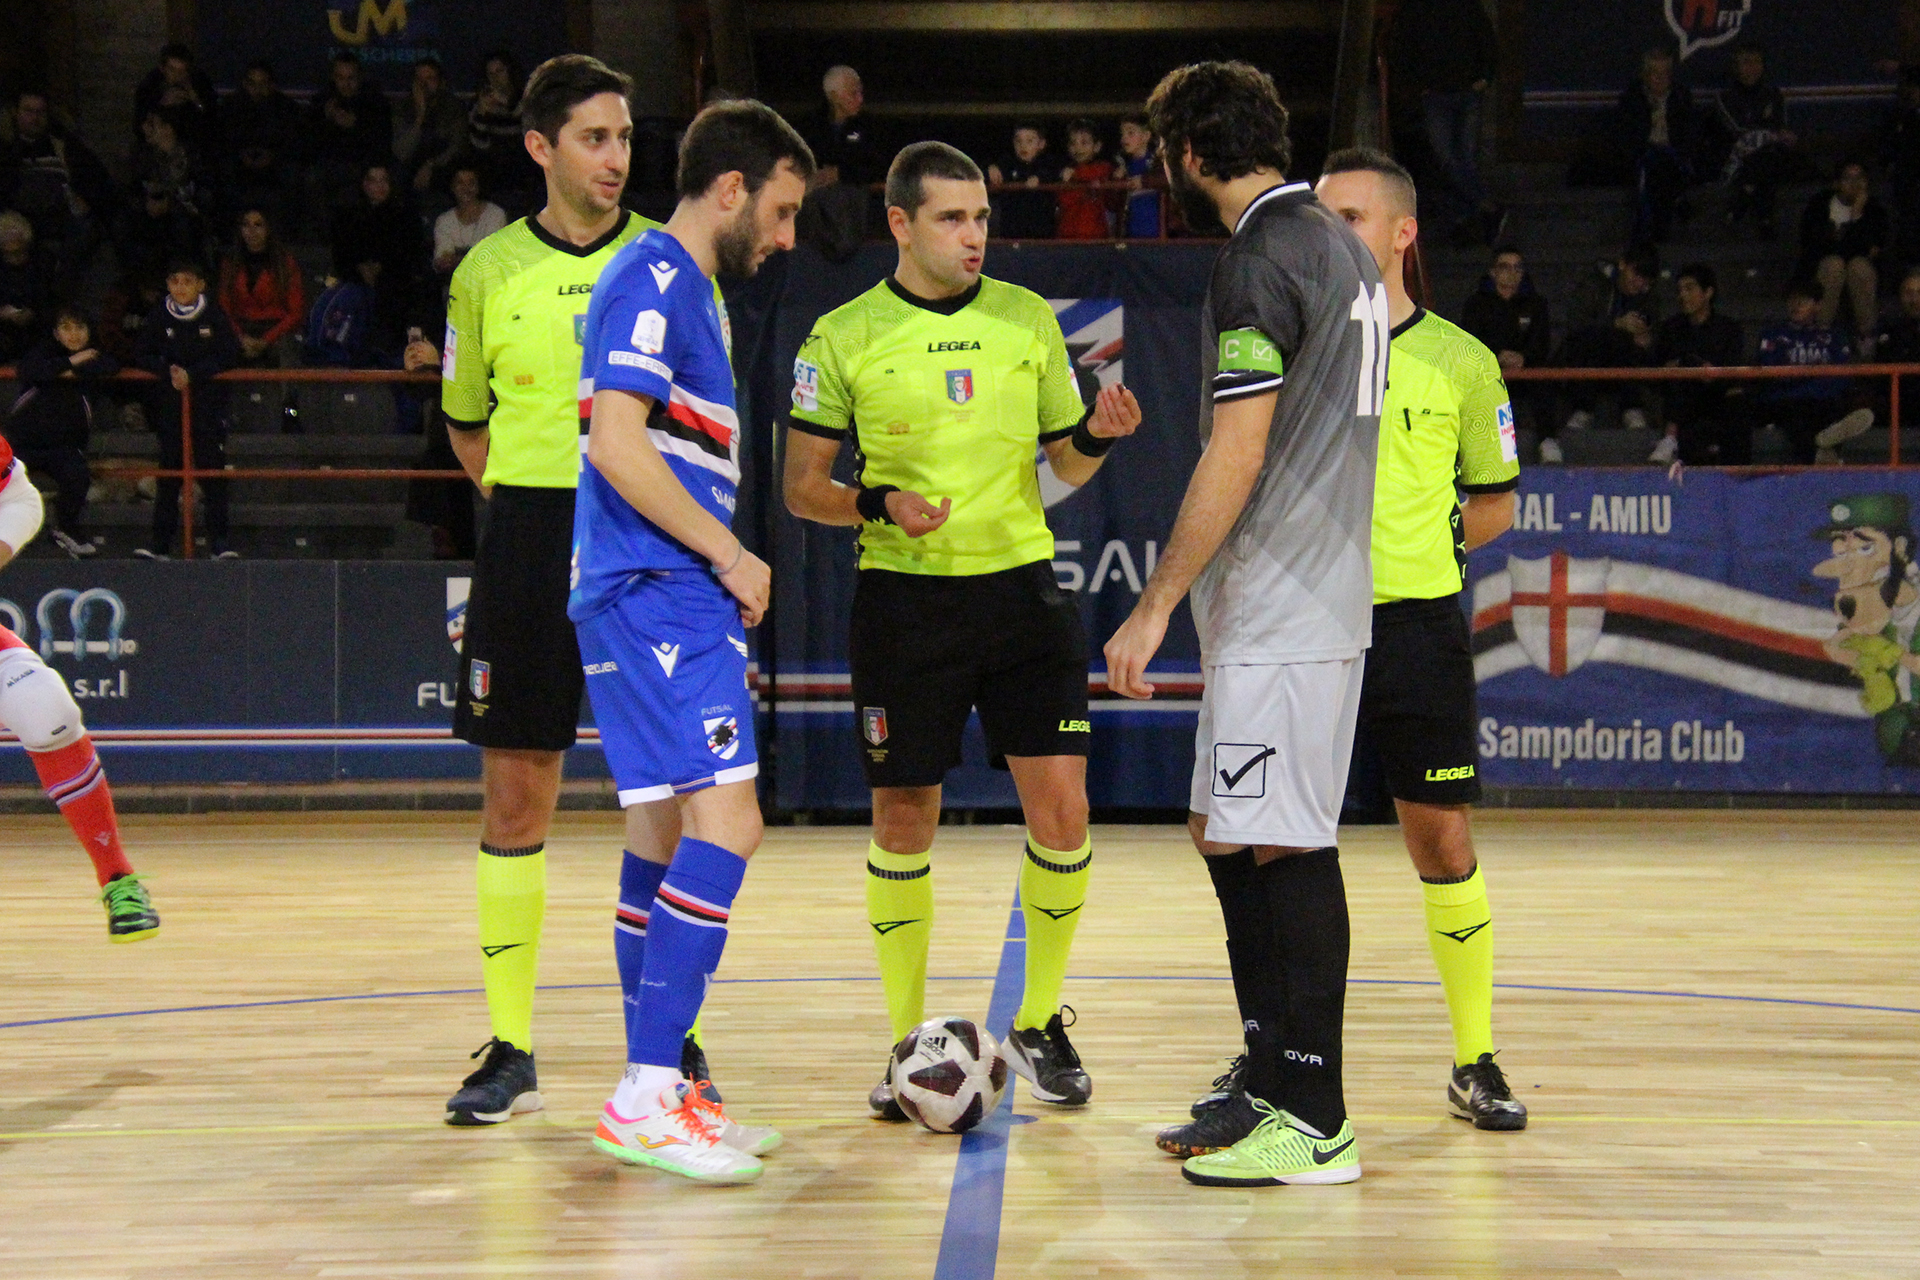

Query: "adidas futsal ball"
left=888, top=1016, right=1009, bottom=1134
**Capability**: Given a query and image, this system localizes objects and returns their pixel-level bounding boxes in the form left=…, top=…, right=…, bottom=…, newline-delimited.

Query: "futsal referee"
left=782, top=141, right=1140, bottom=1118
left=1315, top=149, right=1527, bottom=1130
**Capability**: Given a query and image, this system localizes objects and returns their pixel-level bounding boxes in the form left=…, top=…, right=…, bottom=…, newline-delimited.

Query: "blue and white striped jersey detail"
left=571, top=229, right=740, bottom=621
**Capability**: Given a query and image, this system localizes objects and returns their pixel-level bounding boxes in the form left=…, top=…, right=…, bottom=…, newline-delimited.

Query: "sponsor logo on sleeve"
left=1497, top=402, right=1518, bottom=464
left=608, top=351, right=671, bottom=378
left=792, top=357, right=820, bottom=412
left=631, top=309, right=668, bottom=355
left=441, top=325, right=457, bottom=380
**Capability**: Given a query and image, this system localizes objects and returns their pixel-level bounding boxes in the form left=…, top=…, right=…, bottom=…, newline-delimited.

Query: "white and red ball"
left=888, top=1016, right=1009, bottom=1134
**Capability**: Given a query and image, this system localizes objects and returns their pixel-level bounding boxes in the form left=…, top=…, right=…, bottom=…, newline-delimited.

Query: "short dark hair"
left=676, top=99, right=816, bottom=199
left=166, top=256, right=207, bottom=281
left=521, top=54, right=632, bottom=145
left=159, top=43, right=193, bottom=66
left=886, top=141, right=984, bottom=215
left=1321, top=146, right=1418, bottom=218
left=1065, top=117, right=1100, bottom=141
left=1490, top=242, right=1523, bottom=262
left=52, top=301, right=94, bottom=331
left=414, top=54, right=443, bottom=74
left=1146, top=61, right=1292, bottom=182
left=1677, top=261, right=1717, bottom=294
left=1619, top=240, right=1660, bottom=280
left=1787, top=277, right=1823, bottom=304
left=332, top=50, right=360, bottom=69
left=1836, top=155, right=1870, bottom=179
left=243, top=58, right=275, bottom=79
left=1121, top=112, right=1149, bottom=130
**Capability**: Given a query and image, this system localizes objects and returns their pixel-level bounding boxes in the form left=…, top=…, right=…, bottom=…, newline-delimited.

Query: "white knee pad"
left=0, top=646, right=84, bottom=752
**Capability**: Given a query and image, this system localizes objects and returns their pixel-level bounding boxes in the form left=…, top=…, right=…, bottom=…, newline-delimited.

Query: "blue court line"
left=4, top=974, right=1914, bottom=1033
left=932, top=887, right=1026, bottom=1280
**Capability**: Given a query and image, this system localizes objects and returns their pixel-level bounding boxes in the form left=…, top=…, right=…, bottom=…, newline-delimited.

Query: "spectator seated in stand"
left=1459, top=244, right=1553, bottom=457
left=1797, top=158, right=1891, bottom=355
left=795, top=65, right=885, bottom=260
left=1554, top=241, right=1661, bottom=436
left=132, top=43, right=216, bottom=155
left=1650, top=262, right=1746, bottom=465
left=1711, top=43, right=1797, bottom=238
left=466, top=50, right=537, bottom=214
left=1586, top=46, right=1699, bottom=243
left=132, top=106, right=214, bottom=223
left=330, top=162, right=428, bottom=353
left=4, top=303, right=118, bottom=557
left=1055, top=118, right=1116, bottom=240
left=133, top=257, right=239, bottom=559
left=987, top=122, right=1055, bottom=240
left=1387, top=0, right=1504, bottom=245
left=0, top=90, right=117, bottom=291
left=394, top=55, right=469, bottom=206
left=218, top=60, right=304, bottom=235
left=1114, top=114, right=1162, bottom=238
left=218, top=205, right=308, bottom=432
left=310, top=51, right=394, bottom=211
left=1755, top=279, right=1873, bottom=465
left=0, top=210, right=53, bottom=366
left=1872, top=266, right=1920, bottom=432
left=117, top=180, right=210, bottom=316
left=432, top=166, right=506, bottom=279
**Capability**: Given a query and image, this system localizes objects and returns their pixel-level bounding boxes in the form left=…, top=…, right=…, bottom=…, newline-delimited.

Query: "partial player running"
left=0, top=437, right=160, bottom=941
left=1106, top=62, right=1386, bottom=1187
left=573, top=100, right=812, bottom=1184
left=1315, top=149, right=1526, bottom=1130
left=437, top=56, right=663, bottom=1126
left=783, top=141, right=1139, bottom=1120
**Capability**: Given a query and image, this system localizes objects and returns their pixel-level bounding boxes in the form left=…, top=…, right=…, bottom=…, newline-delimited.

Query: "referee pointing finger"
left=783, top=141, right=1140, bottom=1120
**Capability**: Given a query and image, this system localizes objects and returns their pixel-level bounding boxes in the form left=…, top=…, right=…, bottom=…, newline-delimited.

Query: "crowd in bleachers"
left=2, top=34, right=1919, bottom=556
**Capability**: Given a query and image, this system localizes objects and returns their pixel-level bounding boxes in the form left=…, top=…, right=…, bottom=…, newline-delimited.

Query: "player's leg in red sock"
left=0, top=643, right=135, bottom=884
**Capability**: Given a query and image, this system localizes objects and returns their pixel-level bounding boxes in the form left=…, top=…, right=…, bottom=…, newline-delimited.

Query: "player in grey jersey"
left=1106, top=60, right=1388, bottom=1188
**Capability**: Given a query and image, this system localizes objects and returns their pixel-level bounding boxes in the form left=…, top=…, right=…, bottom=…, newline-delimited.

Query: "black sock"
left=1257, top=847, right=1350, bottom=1136
left=1204, top=847, right=1285, bottom=1102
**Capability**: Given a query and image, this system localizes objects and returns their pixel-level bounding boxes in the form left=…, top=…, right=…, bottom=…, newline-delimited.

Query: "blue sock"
left=615, top=850, right=670, bottom=1046
left=628, top=837, right=747, bottom=1068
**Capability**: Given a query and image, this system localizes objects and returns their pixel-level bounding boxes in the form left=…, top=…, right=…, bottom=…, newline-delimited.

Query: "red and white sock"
left=30, top=736, right=134, bottom=886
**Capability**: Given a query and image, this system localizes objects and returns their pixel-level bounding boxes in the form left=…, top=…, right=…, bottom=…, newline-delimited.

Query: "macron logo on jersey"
left=649, top=262, right=679, bottom=293
left=652, top=642, right=681, bottom=677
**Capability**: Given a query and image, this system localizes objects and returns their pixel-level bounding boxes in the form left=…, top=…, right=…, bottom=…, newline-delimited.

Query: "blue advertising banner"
left=1468, top=467, right=1920, bottom=794
left=0, top=562, right=606, bottom=786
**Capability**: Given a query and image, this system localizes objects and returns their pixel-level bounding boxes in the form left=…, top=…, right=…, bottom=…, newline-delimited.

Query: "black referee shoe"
left=681, top=1033, right=722, bottom=1105
left=1005, top=1007, right=1092, bottom=1106
left=1190, top=1052, right=1249, bottom=1118
left=1449, top=1052, right=1528, bottom=1131
left=445, top=1037, right=542, bottom=1126
left=1157, top=1091, right=1262, bottom=1157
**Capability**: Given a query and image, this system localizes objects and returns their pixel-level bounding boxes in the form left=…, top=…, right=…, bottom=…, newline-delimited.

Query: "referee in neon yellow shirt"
left=783, top=142, right=1140, bottom=1119
left=1314, top=149, right=1529, bottom=1132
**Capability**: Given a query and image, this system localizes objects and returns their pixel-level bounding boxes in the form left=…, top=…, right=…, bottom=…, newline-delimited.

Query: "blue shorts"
left=574, top=570, right=758, bottom=806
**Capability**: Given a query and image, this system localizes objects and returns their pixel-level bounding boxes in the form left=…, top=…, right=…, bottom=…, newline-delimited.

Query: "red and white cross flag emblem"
left=1509, top=552, right=1609, bottom=677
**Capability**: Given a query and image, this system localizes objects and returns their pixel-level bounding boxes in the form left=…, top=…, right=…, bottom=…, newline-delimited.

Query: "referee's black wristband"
left=1070, top=414, right=1116, bottom=458
left=856, top=484, right=900, bottom=524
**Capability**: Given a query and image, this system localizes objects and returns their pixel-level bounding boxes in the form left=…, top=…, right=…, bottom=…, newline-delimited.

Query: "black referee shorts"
left=1358, top=594, right=1483, bottom=806
left=453, top=485, right=584, bottom=752
left=849, top=561, right=1090, bottom=789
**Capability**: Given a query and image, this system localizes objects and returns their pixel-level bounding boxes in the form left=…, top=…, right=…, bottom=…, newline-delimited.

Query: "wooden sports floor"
left=2, top=810, right=1915, bottom=1279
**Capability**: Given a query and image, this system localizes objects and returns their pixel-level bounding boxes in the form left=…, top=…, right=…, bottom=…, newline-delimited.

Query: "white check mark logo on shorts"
left=652, top=643, right=681, bottom=677
left=1218, top=747, right=1276, bottom=791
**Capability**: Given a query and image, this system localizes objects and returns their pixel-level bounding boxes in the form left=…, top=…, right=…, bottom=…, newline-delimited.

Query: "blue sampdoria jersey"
left=570, top=229, right=740, bottom=620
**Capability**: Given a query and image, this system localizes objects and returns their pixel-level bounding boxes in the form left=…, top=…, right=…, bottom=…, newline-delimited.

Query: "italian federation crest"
left=945, top=369, right=973, bottom=405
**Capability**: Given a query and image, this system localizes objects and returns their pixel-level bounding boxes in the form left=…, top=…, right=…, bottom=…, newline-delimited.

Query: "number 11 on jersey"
left=1350, top=283, right=1390, bottom=416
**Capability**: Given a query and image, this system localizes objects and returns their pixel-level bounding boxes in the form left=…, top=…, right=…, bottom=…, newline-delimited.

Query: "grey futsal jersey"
left=1192, top=181, right=1387, bottom=664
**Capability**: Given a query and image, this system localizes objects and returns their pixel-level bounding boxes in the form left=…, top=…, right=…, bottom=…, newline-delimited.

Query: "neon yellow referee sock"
left=1016, top=834, right=1091, bottom=1032
left=867, top=842, right=934, bottom=1042
left=1423, top=865, right=1495, bottom=1065
left=478, top=843, right=546, bottom=1051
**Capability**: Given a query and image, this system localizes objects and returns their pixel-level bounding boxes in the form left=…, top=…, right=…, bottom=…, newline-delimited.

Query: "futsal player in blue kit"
left=569, top=99, right=814, bottom=1184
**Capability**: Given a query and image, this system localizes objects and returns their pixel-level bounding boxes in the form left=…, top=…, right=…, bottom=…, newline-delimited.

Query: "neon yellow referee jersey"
left=441, top=211, right=652, bottom=489
left=789, top=276, right=1086, bottom=576
left=1374, top=307, right=1520, bottom=603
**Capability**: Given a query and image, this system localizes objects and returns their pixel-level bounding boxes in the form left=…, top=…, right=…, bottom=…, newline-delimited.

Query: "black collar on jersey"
left=1233, top=181, right=1313, bottom=235
left=886, top=275, right=981, bottom=316
left=525, top=208, right=632, bottom=258
left=1390, top=305, right=1427, bottom=340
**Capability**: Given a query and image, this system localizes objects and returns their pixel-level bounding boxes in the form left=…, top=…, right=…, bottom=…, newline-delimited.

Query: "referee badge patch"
left=468, top=659, right=491, bottom=700
left=945, top=369, right=973, bottom=405
left=863, top=706, right=889, bottom=746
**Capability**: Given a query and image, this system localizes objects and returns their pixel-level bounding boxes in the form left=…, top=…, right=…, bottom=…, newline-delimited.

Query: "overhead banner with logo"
left=195, top=0, right=570, bottom=91
left=1468, top=468, right=1920, bottom=794
left=0, top=562, right=603, bottom=786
